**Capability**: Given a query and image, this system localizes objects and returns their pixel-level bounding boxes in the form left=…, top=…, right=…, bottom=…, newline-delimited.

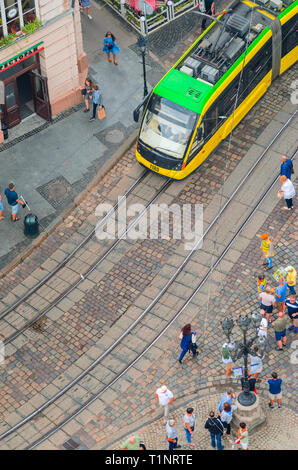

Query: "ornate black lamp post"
left=137, top=35, right=148, bottom=99
left=221, top=314, right=267, bottom=407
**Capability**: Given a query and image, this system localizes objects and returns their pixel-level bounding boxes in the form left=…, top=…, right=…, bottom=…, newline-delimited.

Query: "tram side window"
left=205, top=103, right=219, bottom=139
left=218, top=77, right=243, bottom=118
left=245, top=40, right=272, bottom=96
left=282, top=17, right=297, bottom=57
left=189, top=122, right=205, bottom=158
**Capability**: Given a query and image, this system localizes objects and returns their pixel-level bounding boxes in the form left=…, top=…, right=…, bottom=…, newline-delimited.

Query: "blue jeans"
left=184, top=427, right=192, bottom=443
left=169, top=438, right=178, bottom=450
left=179, top=348, right=188, bottom=362
left=288, top=284, right=296, bottom=295
left=210, top=432, right=223, bottom=450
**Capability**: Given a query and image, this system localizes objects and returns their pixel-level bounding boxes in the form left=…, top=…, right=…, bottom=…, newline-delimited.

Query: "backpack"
left=222, top=344, right=230, bottom=360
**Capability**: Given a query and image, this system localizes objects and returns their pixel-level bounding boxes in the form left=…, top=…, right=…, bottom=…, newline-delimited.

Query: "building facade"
left=0, top=0, right=87, bottom=135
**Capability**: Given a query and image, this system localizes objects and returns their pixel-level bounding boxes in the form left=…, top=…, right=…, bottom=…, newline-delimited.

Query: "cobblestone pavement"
left=0, top=54, right=296, bottom=448
left=106, top=393, right=298, bottom=450
left=0, top=62, right=295, bottom=428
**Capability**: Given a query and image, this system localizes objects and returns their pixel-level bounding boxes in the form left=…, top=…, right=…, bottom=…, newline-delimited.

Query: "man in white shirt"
left=258, top=310, right=268, bottom=337
left=155, top=385, right=174, bottom=422
left=259, top=286, right=276, bottom=323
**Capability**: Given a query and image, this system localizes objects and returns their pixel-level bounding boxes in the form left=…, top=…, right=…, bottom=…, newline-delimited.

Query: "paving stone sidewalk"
left=106, top=392, right=298, bottom=450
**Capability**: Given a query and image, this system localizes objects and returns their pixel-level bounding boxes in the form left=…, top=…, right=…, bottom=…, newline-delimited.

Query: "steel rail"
left=26, top=145, right=297, bottom=450
left=0, top=170, right=149, bottom=320
left=4, top=176, right=172, bottom=345
left=1, top=111, right=295, bottom=444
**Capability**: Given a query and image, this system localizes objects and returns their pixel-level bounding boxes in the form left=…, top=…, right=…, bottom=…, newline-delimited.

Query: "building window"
left=0, top=0, right=40, bottom=38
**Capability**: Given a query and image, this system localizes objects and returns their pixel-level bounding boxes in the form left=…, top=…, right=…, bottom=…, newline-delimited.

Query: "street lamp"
left=221, top=314, right=267, bottom=407
left=137, top=35, right=148, bottom=99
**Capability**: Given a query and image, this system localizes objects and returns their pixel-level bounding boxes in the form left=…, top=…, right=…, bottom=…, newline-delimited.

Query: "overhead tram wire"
left=0, top=110, right=295, bottom=444
left=27, top=144, right=298, bottom=451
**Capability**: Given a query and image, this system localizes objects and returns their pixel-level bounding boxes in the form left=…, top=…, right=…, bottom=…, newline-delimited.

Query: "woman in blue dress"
left=103, top=32, right=120, bottom=65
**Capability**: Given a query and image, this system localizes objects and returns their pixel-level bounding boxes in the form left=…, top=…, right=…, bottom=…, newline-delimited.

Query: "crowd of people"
left=119, top=154, right=295, bottom=451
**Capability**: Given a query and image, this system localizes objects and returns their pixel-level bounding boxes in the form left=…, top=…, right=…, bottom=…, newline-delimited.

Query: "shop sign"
left=0, top=41, right=44, bottom=73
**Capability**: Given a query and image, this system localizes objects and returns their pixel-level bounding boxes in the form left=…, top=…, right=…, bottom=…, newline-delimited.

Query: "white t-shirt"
left=156, top=388, right=173, bottom=406
left=281, top=180, right=296, bottom=199
left=260, top=292, right=275, bottom=306
left=258, top=317, right=268, bottom=337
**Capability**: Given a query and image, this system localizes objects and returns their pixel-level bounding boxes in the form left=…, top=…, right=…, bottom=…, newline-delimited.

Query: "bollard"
left=24, top=213, right=39, bottom=237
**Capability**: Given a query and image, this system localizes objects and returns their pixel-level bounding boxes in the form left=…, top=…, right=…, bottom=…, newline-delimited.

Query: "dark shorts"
left=275, top=329, right=286, bottom=341
left=261, top=304, right=273, bottom=314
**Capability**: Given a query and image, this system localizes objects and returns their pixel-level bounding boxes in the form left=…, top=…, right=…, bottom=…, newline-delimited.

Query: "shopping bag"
left=97, top=106, right=106, bottom=120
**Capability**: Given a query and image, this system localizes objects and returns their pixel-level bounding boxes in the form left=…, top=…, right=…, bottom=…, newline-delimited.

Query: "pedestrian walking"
left=285, top=294, right=298, bottom=334
left=89, top=85, right=103, bottom=122
left=249, top=345, right=263, bottom=378
left=0, top=193, right=4, bottom=220
left=273, top=277, right=287, bottom=314
left=166, top=419, right=181, bottom=450
left=280, top=155, right=294, bottom=180
left=201, top=0, right=215, bottom=30
left=268, top=372, right=282, bottom=409
left=103, top=32, right=120, bottom=65
left=183, top=407, right=196, bottom=447
left=81, top=77, right=93, bottom=113
left=221, top=342, right=234, bottom=378
left=4, top=183, right=24, bottom=222
left=204, top=411, right=224, bottom=450
left=155, top=385, right=174, bottom=422
left=178, top=324, right=198, bottom=363
left=240, top=374, right=259, bottom=394
left=79, top=0, right=92, bottom=19
left=278, top=175, right=295, bottom=210
left=236, top=422, right=248, bottom=450
left=257, top=274, right=267, bottom=297
left=272, top=311, right=288, bottom=351
left=257, top=309, right=268, bottom=338
left=259, top=285, right=276, bottom=323
left=285, top=266, right=296, bottom=295
left=217, top=388, right=236, bottom=413
left=259, top=233, right=274, bottom=270
left=120, top=435, right=142, bottom=450
left=219, top=402, right=237, bottom=438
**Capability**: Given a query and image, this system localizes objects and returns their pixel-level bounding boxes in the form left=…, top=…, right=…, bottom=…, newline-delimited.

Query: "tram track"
left=0, top=111, right=296, bottom=449
left=1, top=172, right=175, bottom=346
left=0, top=169, right=149, bottom=321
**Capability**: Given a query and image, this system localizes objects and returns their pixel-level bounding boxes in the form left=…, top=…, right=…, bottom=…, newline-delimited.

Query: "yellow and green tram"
left=136, top=0, right=297, bottom=179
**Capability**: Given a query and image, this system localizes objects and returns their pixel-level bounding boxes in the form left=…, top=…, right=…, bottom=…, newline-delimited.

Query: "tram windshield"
left=139, top=94, right=197, bottom=159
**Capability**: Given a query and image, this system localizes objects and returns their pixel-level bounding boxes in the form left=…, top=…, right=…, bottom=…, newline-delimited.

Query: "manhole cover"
left=105, top=129, right=125, bottom=144
left=48, top=182, right=69, bottom=200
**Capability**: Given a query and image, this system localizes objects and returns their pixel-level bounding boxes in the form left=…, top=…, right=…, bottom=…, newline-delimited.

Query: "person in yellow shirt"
left=286, top=266, right=296, bottom=295
left=260, top=233, right=273, bottom=270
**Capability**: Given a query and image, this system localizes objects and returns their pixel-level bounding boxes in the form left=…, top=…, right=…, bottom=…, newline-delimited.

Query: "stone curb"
left=0, top=130, right=138, bottom=280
